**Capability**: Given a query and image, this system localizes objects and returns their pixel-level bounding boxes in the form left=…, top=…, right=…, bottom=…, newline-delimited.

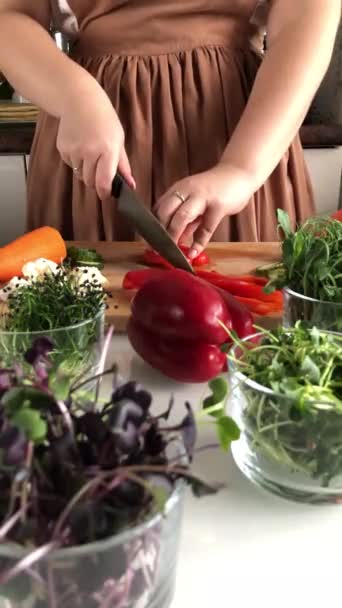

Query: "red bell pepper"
left=214, top=287, right=254, bottom=339
left=127, top=269, right=254, bottom=383
left=130, top=269, right=232, bottom=344
left=143, top=246, right=210, bottom=268
left=128, top=318, right=227, bottom=383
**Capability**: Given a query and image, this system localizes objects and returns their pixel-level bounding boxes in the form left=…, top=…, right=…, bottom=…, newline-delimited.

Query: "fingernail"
left=129, top=176, right=136, bottom=190
left=188, top=248, right=198, bottom=259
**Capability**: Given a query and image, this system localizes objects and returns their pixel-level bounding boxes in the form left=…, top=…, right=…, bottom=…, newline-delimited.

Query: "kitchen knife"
left=112, top=173, right=194, bottom=273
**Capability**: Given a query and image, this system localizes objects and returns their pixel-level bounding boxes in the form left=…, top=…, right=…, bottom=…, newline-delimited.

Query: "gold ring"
left=173, top=190, right=186, bottom=204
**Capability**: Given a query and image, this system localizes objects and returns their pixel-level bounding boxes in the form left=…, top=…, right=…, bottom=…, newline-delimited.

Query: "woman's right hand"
left=56, top=84, right=134, bottom=200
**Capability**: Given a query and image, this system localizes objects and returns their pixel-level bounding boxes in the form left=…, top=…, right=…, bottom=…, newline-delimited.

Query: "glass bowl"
left=0, top=307, right=105, bottom=382
left=229, top=334, right=342, bottom=505
left=0, top=484, right=185, bottom=608
left=283, top=287, right=342, bottom=332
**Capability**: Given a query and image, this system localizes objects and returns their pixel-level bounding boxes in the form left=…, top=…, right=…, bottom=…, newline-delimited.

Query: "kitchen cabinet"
left=0, top=155, right=26, bottom=246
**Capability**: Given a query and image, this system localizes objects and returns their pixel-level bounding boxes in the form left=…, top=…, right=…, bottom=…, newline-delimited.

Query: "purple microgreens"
left=24, top=337, right=54, bottom=366
left=0, top=332, right=222, bottom=600
left=0, top=541, right=59, bottom=587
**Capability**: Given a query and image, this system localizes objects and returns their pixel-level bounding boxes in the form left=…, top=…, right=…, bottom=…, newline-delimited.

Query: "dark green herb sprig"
left=257, top=209, right=342, bottom=302
left=1, top=267, right=105, bottom=333
left=229, top=323, right=342, bottom=486
left=66, top=246, right=104, bottom=270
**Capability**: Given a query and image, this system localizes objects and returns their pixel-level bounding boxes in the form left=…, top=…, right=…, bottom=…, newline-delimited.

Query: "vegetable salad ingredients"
left=0, top=336, right=220, bottom=605
left=0, top=227, right=66, bottom=282
left=230, top=323, right=342, bottom=487
left=143, top=246, right=210, bottom=268
left=127, top=269, right=253, bottom=383
left=123, top=268, right=282, bottom=316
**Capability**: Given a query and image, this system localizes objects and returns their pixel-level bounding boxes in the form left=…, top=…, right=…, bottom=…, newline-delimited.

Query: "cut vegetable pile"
left=124, top=265, right=283, bottom=316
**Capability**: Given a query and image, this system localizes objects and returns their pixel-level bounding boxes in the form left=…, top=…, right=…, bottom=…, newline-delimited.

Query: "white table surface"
left=108, top=336, right=342, bottom=608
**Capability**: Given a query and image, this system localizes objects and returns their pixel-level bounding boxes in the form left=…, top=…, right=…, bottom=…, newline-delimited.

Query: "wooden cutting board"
left=69, top=241, right=281, bottom=332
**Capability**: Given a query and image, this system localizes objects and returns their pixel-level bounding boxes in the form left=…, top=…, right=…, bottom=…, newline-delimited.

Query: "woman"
left=0, top=1, right=339, bottom=257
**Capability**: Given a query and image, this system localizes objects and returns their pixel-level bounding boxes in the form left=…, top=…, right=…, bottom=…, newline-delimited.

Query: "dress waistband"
left=72, top=14, right=257, bottom=59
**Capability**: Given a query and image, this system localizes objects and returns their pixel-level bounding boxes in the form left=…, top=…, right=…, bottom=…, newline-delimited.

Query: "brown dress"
left=27, top=0, right=314, bottom=241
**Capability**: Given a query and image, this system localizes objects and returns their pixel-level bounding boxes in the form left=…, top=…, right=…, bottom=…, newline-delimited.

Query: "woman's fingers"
left=82, top=154, right=100, bottom=189
left=167, top=195, right=206, bottom=245
left=155, top=191, right=185, bottom=228
left=188, top=206, right=222, bottom=258
left=179, top=218, right=202, bottom=245
left=118, top=148, right=136, bottom=190
left=95, top=150, right=119, bottom=200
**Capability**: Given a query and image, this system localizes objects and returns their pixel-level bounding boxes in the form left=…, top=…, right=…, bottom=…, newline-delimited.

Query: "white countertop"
left=108, top=336, right=342, bottom=608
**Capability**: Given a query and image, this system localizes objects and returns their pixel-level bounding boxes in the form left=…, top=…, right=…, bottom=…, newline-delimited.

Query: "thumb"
left=118, top=147, right=136, bottom=190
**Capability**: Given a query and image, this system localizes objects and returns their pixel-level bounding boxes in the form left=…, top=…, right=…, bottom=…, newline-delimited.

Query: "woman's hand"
left=56, top=84, right=135, bottom=200
left=154, top=163, right=255, bottom=258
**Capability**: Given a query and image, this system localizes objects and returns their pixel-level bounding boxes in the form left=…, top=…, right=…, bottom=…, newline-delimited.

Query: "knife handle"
left=112, top=173, right=124, bottom=198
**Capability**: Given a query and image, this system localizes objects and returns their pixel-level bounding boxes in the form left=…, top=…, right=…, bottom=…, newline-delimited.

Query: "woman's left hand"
left=154, top=162, right=255, bottom=258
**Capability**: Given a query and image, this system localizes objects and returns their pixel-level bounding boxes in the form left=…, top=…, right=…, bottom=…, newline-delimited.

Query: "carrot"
left=0, top=227, right=67, bottom=282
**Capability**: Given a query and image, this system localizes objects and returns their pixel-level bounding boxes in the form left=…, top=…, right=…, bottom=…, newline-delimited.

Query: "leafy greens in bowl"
left=257, top=210, right=342, bottom=331
left=0, top=259, right=107, bottom=380
left=227, top=323, right=342, bottom=504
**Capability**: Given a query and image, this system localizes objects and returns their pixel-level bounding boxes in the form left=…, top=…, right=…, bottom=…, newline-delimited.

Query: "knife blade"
left=112, top=174, right=194, bottom=273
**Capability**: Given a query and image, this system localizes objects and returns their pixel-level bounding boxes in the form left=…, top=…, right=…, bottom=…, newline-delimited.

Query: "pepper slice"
left=143, top=246, right=210, bottom=268
left=196, top=270, right=283, bottom=306
left=331, top=210, right=342, bottom=222
left=123, top=268, right=168, bottom=290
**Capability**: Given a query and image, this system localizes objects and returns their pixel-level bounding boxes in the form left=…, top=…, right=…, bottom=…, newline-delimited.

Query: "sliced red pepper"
left=142, top=246, right=210, bottom=268
left=128, top=318, right=227, bottom=383
left=234, top=296, right=281, bottom=316
left=238, top=275, right=268, bottom=286
left=142, top=249, right=174, bottom=269
left=196, top=270, right=282, bottom=304
left=122, top=268, right=168, bottom=290
left=331, top=210, right=342, bottom=222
